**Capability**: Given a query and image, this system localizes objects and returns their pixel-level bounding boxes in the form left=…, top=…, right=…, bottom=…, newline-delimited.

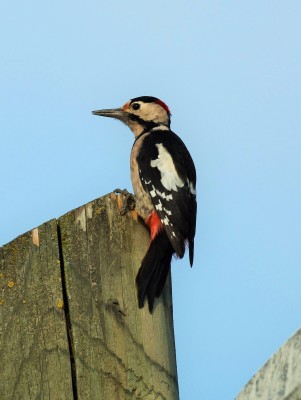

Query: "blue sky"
left=1, top=1, right=301, bottom=398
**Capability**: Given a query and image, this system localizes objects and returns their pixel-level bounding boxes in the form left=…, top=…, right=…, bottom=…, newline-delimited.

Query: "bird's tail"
left=136, top=230, right=174, bottom=313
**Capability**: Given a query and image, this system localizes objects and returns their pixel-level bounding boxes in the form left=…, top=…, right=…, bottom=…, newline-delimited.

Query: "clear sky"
left=1, top=1, right=301, bottom=399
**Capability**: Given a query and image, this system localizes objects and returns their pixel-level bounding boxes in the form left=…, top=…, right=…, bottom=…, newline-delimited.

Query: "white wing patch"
left=150, top=143, right=184, bottom=191
left=148, top=184, right=173, bottom=201
left=155, top=188, right=173, bottom=201
left=155, top=200, right=163, bottom=211
left=163, top=207, right=172, bottom=216
left=162, top=216, right=170, bottom=225
left=150, top=188, right=156, bottom=197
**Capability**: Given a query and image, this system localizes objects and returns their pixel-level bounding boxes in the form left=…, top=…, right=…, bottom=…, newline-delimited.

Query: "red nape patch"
left=155, top=99, right=171, bottom=116
left=145, top=211, right=163, bottom=241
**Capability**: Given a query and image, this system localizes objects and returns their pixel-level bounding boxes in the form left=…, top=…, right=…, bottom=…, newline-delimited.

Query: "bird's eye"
left=132, top=103, right=140, bottom=110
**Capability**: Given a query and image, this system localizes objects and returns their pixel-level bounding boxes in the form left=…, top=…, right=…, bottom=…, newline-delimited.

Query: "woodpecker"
left=92, top=96, right=197, bottom=312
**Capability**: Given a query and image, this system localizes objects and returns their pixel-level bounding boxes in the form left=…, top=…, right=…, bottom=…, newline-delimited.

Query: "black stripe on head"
left=129, top=113, right=159, bottom=130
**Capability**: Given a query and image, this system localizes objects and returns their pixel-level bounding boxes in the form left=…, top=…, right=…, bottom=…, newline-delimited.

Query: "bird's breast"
left=130, top=135, right=154, bottom=219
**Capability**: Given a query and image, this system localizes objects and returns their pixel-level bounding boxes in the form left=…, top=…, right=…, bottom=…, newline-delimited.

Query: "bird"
left=92, top=96, right=197, bottom=312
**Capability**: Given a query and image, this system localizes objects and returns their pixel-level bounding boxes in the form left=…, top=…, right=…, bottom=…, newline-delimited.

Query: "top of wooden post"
left=0, top=193, right=179, bottom=400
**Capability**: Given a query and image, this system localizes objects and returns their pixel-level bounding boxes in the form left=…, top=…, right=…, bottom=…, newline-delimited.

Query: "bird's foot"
left=114, top=188, right=136, bottom=215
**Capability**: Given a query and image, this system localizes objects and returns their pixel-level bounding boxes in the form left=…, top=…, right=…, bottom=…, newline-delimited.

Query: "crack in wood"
left=0, top=194, right=179, bottom=399
left=57, top=223, right=78, bottom=400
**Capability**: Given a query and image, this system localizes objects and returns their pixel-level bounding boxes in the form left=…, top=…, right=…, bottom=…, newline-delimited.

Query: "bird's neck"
left=129, top=121, right=170, bottom=137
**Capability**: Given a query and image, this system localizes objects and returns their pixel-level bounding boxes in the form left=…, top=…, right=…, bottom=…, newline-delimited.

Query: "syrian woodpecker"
left=92, top=96, right=197, bottom=312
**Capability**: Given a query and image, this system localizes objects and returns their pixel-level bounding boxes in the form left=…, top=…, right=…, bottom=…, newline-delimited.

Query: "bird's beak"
left=92, top=107, right=128, bottom=123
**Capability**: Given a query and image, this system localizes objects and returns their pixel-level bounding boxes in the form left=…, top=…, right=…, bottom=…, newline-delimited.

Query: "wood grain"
left=0, top=193, right=179, bottom=399
left=59, top=193, right=179, bottom=400
left=0, top=220, right=73, bottom=399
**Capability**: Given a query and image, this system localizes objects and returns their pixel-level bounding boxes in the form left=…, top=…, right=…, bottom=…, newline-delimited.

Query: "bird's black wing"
left=137, top=129, right=197, bottom=264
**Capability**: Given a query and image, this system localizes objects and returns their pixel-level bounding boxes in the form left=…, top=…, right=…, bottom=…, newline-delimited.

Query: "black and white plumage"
left=137, top=129, right=196, bottom=263
left=93, top=96, right=197, bottom=312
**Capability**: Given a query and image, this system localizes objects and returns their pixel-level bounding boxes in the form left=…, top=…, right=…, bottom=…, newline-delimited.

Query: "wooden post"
left=0, top=219, right=73, bottom=399
left=0, top=193, right=179, bottom=400
left=236, top=328, right=301, bottom=400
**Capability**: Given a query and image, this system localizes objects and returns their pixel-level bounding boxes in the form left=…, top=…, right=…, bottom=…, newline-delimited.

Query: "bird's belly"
left=134, top=185, right=154, bottom=219
left=131, top=145, right=153, bottom=219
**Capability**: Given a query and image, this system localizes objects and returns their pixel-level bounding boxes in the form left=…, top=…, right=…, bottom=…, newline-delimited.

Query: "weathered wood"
left=0, top=193, right=179, bottom=399
left=0, top=220, right=73, bottom=400
left=59, top=193, right=179, bottom=399
left=236, top=328, right=301, bottom=400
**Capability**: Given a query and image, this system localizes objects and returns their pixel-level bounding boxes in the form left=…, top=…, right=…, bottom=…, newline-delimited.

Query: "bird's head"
left=92, top=96, right=171, bottom=136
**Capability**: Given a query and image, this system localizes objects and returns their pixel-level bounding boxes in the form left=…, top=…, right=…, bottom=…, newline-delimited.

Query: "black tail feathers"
left=136, top=230, right=174, bottom=313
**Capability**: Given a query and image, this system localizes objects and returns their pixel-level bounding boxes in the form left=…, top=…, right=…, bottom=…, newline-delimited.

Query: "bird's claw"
left=114, top=188, right=136, bottom=215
